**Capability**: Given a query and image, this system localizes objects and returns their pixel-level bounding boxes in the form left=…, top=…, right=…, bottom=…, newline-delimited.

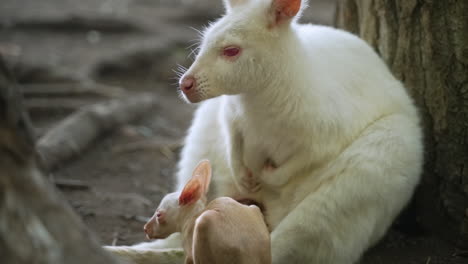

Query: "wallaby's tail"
left=104, top=246, right=185, bottom=264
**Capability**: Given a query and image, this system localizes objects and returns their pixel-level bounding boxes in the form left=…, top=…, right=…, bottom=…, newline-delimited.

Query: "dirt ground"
left=1, top=0, right=466, bottom=263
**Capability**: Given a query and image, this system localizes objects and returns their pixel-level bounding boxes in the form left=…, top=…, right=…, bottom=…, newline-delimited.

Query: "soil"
left=1, top=0, right=466, bottom=263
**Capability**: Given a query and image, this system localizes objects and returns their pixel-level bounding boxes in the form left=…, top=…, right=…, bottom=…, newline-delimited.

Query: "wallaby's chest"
left=221, top=96, right=304, bottom=172
left=240, top=118, right=298, bottom=171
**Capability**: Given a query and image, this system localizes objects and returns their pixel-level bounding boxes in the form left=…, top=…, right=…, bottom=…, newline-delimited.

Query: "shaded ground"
left=1, top=0, right=466, bottom=263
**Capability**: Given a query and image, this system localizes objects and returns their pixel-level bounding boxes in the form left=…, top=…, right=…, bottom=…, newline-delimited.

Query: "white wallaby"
left=105, top=0, right=423, bottom=263
left=143, top=160, right=270, bottom=264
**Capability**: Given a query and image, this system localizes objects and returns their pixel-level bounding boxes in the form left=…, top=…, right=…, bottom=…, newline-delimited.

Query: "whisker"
left=172, top=68, right=182, bottom=74
left=187, top=39, right=201, bottom=47
left=186, top=42, right=199, bottom=50
left=172, top=72, right=184, bottom=79
left=189, top=26, right=204, bottom=37
left=187, top=47, right=199, bottom=59
left=172, top=63, right=189, bottom=81
left=177, top=64, right=187, bottom=71
left=177, top=63, right=187, bottom=70
left=177, top=89, right=187, bottom=101
left=173, top=65, right=187, bottom=75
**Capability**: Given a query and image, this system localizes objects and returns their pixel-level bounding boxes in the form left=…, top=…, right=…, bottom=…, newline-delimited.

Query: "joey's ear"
left=194, top=160, right=212, bottom=194
left=223, top=0, right=248, bottom=12
left=268, top=0, right=304, bottom=26
left=179, top=160, right=212, bottom=206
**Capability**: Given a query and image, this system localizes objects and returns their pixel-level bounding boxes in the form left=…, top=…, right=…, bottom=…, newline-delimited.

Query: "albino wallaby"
left=105, top=0, right=423, bottom=263
left=143, top=160, right=271, bottom=264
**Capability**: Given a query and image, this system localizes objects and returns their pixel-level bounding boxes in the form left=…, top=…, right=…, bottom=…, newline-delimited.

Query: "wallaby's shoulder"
left=296, top=23, right=368, bottom=47
left=295, top=23, right=381, bottom=61
left=294, top=23, right=393, bottom=84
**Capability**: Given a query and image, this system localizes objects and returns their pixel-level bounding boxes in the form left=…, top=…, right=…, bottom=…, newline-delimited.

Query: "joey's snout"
left=143, top=216, right=156, bottom=239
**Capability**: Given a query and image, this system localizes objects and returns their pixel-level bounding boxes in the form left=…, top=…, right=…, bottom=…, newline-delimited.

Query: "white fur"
left=106, top=0, right=423, bottom=263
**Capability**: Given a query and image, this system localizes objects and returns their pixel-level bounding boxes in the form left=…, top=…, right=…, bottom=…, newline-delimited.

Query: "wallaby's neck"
left=237, top=27, right=316, bottom=125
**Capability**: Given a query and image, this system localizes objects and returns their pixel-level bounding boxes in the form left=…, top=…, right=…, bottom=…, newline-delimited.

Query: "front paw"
left=260, top=162, right=291, bottom=187
left=240, top=168, right=261, bottom=193
left=185, top=256, right=194, bottom=264
left=263, top=158, right=278, bottom=172
left=261, top=158, right=282, bottom=186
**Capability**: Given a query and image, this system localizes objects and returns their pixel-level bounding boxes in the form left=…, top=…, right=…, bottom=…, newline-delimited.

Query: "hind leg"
left=270, top=115, right=422, bottom=263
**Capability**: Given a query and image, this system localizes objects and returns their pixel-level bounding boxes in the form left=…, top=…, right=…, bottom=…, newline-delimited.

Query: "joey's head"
left=144, top=160, right=212, bottom=239
left=179, top=0, right=307, bottom=103
left=143, top=192, right=181, bottom=239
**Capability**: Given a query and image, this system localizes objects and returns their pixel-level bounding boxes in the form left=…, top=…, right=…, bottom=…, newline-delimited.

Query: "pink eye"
left=222, top=46, right=241, bottom=57
left=156, top=210, right=163, bottom=218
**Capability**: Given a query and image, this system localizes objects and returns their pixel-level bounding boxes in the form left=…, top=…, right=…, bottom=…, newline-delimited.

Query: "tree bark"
left=336, top=0, right=468, bottom=247
left=0, top=56, right=126, bottom=264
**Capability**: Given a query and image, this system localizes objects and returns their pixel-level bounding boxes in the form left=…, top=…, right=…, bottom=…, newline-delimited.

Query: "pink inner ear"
left=179, top=180, right=202, bottom=206
left=179, top=160, right=212, bottom=206
left=273, top=0, right=301, bottom=24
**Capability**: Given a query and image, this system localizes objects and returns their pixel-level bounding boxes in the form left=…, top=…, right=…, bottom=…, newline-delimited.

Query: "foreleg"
left=260, top=150, right=309, bottom=187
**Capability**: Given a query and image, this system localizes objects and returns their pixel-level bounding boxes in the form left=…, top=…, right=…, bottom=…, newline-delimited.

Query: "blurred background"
left=1, top=1, right=464, bottom=263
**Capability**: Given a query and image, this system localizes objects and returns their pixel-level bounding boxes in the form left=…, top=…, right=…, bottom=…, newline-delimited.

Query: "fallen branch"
left=112, top=138, right=183, bottom=159
left=54, top=178, right=90, bottom=190
left=21, top=82, right=127, bottom=98
left=25, top=98, right=98, bottom=112
left=36, top=93, right=158, bottom=171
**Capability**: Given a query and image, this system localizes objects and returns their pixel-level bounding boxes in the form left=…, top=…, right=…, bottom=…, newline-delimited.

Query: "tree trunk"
left=0, top=56, right=126, bottom=264
left=336, top=0, right=468, bottom=247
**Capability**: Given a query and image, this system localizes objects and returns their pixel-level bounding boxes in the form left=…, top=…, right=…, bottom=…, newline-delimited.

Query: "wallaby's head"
left=179, top=0, right=307, bottom=103
left=144, top=160, right=212, bottom=239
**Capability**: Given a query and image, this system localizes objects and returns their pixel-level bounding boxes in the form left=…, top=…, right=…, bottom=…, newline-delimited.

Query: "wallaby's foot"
left=241, top=168, right=261, bottom=193
left=184, top=256, right=194, bottom=264
left=263, top=158, right=277, bottom=171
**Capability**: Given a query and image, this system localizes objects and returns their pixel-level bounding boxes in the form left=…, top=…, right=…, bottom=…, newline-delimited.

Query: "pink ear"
left=179, top=160, right=212, bottom=206
left=271, top=0, right=302, bottom=25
